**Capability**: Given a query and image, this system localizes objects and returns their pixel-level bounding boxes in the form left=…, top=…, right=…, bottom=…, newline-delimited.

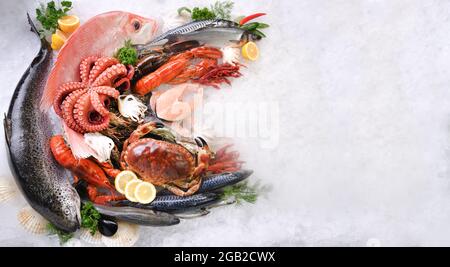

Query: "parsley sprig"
left=81, top=202, right=101, bottom=235
left=36, top=1, right=72, bottom=35
left=115, top=40, right=138, bottom=66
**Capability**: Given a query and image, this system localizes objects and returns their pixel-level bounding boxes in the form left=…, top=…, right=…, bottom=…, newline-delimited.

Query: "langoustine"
left=135, top=46, right=222, bottom=95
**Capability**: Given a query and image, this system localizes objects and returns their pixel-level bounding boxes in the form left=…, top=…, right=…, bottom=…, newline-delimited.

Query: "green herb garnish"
left=80, top=202, right=101, bottom=235
left=221, top=181, right=268, bottom=204
left=116, top=40, right=138, bottom=66
left=179, top=1, right=234, bottom=21
left=192, top=7, right=216, bottom=21
left=36, top=1, right=72, bottom=35
left=47, top=223, right=74, bottom=244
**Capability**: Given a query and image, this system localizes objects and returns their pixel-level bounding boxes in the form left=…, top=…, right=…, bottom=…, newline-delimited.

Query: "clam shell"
left=79, top=228, right=103, bottom=245
left=0, top=180, right=17, bottom=203
left=101, top=222, right=139, bottom=247
left=17, top=206, right=48, bottom=234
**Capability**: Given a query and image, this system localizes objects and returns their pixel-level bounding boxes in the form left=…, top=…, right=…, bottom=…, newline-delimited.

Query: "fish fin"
left=3, top=114, right=11, bottom=148
left=26, top=13, right=40, bottom=37
left=27, top=13, right=49, bottom=46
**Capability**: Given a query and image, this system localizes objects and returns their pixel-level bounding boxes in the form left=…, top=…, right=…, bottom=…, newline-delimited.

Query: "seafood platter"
left=1, top=1, right=268, bottom=246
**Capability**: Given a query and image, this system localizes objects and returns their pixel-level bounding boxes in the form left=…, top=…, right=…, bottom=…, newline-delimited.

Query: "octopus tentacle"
left=92, top=86, right=120, bottom=98
left=92, top=64, right=128, bottom=86
left=53, top=82, right=86, bottom=116
left=113, top=78, right=130, bottom=91
left=73, top=93, right=110, bottom=133
left=88, top=57, right=120, bottom=85
left=89, top=90, right=110, bottom=117
left=62, top=89, right=86, bottom=133
left=80, top=56, right=100, bottom=84
left=127, top=65, right=135, bottom=80
left=90, top=86, right=120, bottom=116
left=91, top=64, right=128, bottom=87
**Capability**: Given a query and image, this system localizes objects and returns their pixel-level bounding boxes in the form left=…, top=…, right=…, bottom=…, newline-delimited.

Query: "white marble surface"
left=2, top=0, right=450, bottom=246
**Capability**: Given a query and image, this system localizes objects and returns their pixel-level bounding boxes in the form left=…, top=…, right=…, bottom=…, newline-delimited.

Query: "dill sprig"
left=221, top=180, right=268, bottom=204
left=211, top=1, right=234, bottom=20
left=179, top=1, right=234, bottom=21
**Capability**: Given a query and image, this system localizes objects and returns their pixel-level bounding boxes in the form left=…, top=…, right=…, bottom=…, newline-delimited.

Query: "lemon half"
left=115, top=170, right=138, bottom=194
left=241, top=41, right=259, bottom=61
left=124, top=180, right=142, bottom=202
left=58, top=15, right=80, bottom=33
left=51, top=29, right=69, bottom=50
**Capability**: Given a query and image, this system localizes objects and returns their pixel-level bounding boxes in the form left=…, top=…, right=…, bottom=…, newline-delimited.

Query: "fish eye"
left=133, top=20, right=141, bottom=31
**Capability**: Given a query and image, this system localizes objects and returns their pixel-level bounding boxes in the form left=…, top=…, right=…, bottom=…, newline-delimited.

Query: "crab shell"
left=122, top=138, right=196, bottom=185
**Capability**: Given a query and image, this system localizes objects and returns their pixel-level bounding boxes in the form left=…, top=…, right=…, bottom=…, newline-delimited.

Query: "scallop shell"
left=79, top=228, right=103, bottom=245
left=17, top=206, right=48, bottom=234
left=101, top=222, right=139, bottom=247
left=0, top=180, right=17, bottom=203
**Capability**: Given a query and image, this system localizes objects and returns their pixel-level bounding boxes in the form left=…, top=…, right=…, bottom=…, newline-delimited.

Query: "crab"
left=119, top=121, right=211, bottom=196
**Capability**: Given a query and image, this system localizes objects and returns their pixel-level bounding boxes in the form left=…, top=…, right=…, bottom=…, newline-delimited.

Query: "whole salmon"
left=4, top=14, right=80, bottom=232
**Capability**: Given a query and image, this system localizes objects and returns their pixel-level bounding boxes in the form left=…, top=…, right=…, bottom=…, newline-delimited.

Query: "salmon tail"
left=27, top=13, right=41, bottom=40
left=63, top=122, right=96, bottom=159
left=27, top=12, right=54, bottom=111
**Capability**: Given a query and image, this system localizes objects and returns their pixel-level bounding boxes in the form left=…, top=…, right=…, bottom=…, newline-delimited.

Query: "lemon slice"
left=115, top=170, right=138, bottom=194
left=134, top=182, right=156, bottom=204
left=51, top=29, right=68, bottom=50
left=58, top=15, right=80, bottom=33
left=124, top=180, right=142, bottom=202
left=241, top=41, right=259, bottom=61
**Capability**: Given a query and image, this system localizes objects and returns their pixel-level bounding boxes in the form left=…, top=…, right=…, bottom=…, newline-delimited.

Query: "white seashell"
left=221, top=46, right=241, bottom=65
left=0, top=180, right=17, bottom=203
left=17, top=206, right=48, bottom=234
left=79, top=228, right=103, bottom=245
left=84, top=133, right=115, bottom=162
left=102, top=222, right=139, bottom=247
left=118, top=95, right=148, bottom=123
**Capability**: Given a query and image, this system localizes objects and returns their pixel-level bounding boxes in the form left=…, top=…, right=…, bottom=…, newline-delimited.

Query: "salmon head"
left=41, top=11, right=160, bottom=111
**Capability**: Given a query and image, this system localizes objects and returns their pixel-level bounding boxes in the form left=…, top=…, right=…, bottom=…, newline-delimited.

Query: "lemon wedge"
left=134, top=182, right=156, bottom=204
left=241, top=41, right=259, bottom=61
left=114, top=170, right=138, bottom=194
left=51, top=29, right=68, bottom=50
left=124, top=180, right=142, bottom=202
left=58, top=15, right=80, bottom=33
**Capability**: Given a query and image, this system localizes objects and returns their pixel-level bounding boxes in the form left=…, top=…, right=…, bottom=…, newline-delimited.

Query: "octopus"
left=53, top=56, right=134, bottom=133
